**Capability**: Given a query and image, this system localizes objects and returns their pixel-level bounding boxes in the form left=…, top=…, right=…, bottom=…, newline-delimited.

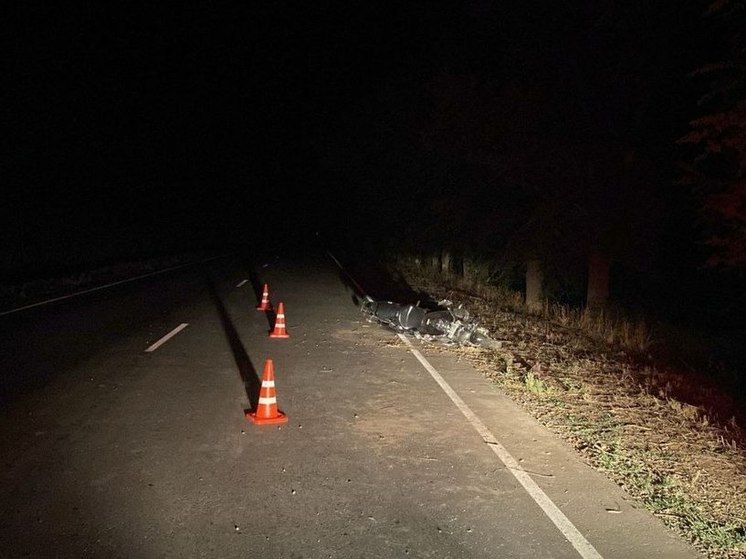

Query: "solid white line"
left=325, top=251, right=372, bottom=301
left=399, top=334, right=605, bottom=559
left=236, top=279, right=249, bottom=287
left=145, top=323, right=189, bottom=352
left=0, top=253, right=232, bottom=317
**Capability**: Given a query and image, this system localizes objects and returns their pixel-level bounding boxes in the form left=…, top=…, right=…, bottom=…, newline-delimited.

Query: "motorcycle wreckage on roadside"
left=360, top=296, right=502, bottom=350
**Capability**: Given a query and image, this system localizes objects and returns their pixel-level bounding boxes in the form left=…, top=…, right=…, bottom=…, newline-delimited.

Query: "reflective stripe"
left=258, top=396, right=277, bottom=405
left=261, top=380, right=275, bottom=388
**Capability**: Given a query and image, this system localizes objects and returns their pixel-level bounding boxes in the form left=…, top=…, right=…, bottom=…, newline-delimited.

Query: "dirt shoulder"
left=398, top=266, right=746, bottom=559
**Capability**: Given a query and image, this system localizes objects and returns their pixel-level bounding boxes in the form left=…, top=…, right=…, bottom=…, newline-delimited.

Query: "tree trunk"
left=462, top=257, right=472, bottom=282
left=441, top=251, right=452, bottom=275
left=525, top=259, right=543, bottom=311
left=587, top=251, right=610, bottom=308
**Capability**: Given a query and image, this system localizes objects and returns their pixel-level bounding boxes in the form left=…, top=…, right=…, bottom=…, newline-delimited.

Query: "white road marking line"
left=400, top=334, right=605, bottom=559
left=0, top=253, right=232, bottom=317
left=145, top=323, right=189, bottom=352
left=326, top=251, right=371, bottom=301
left=236, top=279, right=248, bottom=287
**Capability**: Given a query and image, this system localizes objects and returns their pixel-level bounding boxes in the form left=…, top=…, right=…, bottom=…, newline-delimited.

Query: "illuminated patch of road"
left=400, top=334, right=605, bottom=559
left=145, top=323, right=189, bottom=352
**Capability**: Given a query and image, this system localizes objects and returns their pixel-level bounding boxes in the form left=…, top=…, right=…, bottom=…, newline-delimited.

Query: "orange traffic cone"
left=256, top=283, right=272, bottom=311
left=269, top=302, right=290, bottom=338
left=246, top=358, right=288, bottom=425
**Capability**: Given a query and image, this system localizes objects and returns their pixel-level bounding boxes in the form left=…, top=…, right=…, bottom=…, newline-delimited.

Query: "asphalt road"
left=0, top=247, right=704, bottom=558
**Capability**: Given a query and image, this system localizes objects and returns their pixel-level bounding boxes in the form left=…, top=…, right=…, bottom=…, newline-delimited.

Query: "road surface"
left=0, top=246, right=704, bottom=558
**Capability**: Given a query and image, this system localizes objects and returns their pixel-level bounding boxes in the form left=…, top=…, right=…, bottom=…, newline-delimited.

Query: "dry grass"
left=392, top=254, right=746, bottom=559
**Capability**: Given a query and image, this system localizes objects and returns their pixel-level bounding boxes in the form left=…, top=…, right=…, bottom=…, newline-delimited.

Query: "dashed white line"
left=399, top=334, right=605, bottom=559
left=145, top=323, right=189, bottom=352
left=236, top=279, right=249, bottom=287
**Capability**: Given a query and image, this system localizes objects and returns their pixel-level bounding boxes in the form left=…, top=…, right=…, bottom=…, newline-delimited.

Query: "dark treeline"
left=312, top=1, right=746, bottom=337
left=5, top=1, right=745, bottom=339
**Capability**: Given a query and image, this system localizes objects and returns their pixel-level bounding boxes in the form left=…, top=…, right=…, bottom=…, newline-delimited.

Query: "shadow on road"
left=323, top=245, right=435, bottom=311
left=242, top=256, right=277, bottom=332
left=204, top=270, right=261, bottom=410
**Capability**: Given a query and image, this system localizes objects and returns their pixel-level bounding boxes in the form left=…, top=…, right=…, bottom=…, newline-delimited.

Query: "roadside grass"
left=391, top=252, right=746, bottom=559
left=545, top=300, right=654, bottom=354
left=565, top=405, right=745, bottom=553
left=523, top=370, right=550, bottom=394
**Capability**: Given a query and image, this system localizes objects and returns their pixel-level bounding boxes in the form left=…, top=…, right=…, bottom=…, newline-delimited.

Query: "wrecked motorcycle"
left=360, top=297, right=502, bottom=350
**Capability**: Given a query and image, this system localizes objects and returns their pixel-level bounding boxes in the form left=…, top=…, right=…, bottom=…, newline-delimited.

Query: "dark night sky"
left=6, top=2, right=746, bottom=398
left=5, top=2, right=716, bottom=272
left=7, top=3, right=428, bottom=236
